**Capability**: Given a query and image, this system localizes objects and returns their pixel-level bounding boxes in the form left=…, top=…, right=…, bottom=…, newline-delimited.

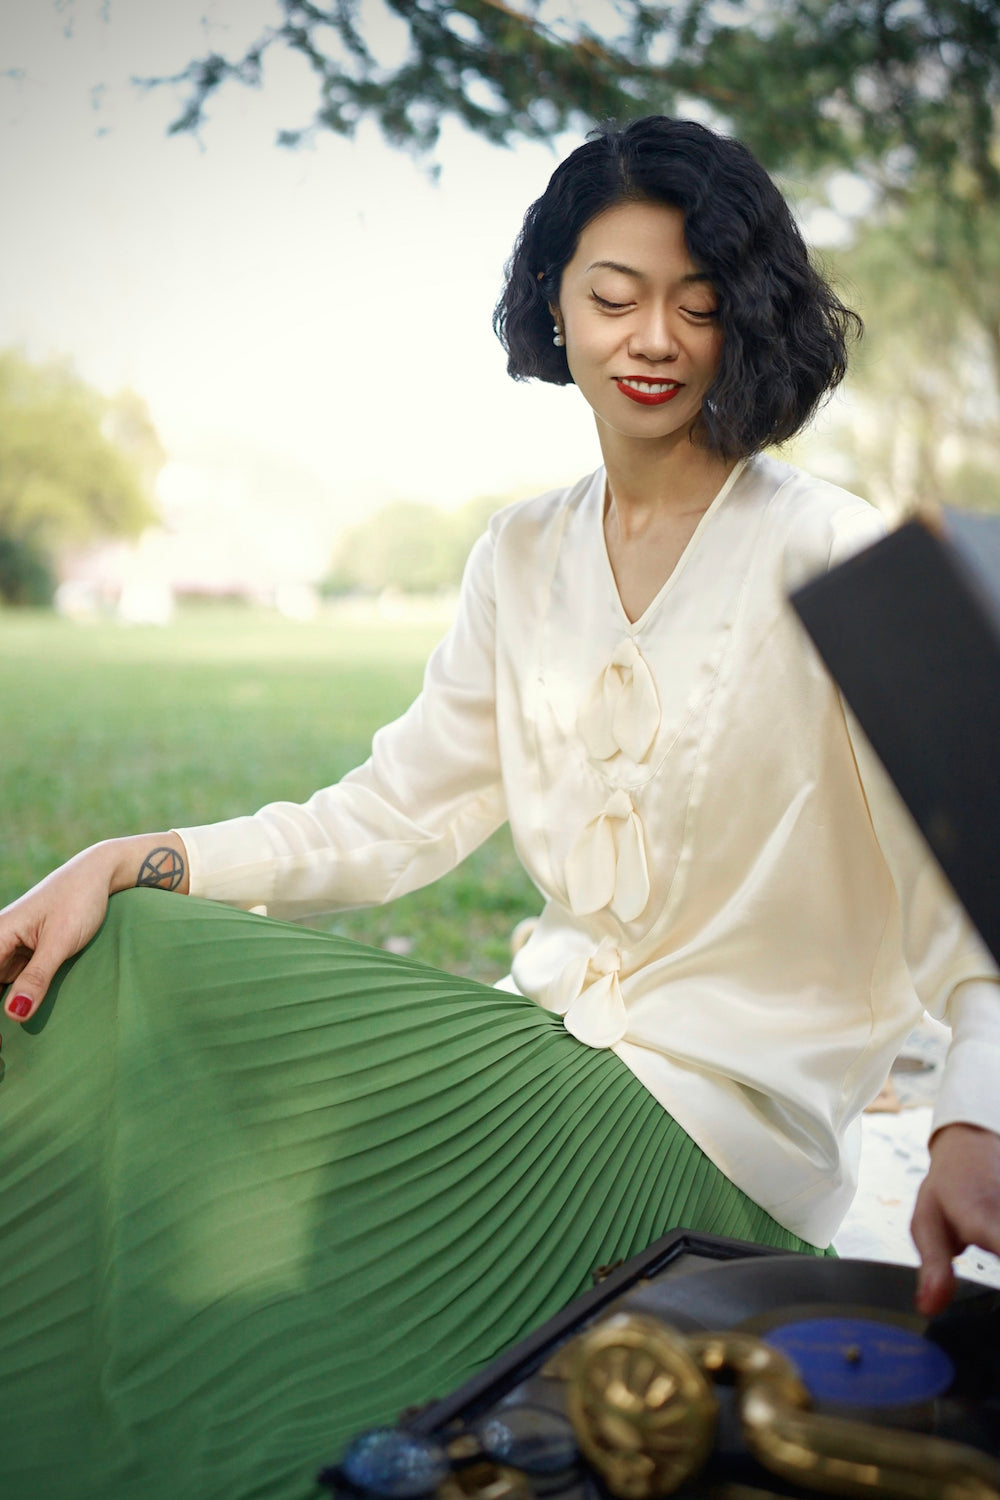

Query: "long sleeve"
left=177, top=529, right=507, bottom=920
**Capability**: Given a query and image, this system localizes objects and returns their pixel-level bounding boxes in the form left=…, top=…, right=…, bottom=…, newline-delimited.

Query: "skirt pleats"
left=0, top=888, right=821, bottom=1500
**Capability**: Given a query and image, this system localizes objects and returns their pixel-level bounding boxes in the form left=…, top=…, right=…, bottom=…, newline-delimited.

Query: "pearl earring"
left=552, top=324, right=565, bottom=347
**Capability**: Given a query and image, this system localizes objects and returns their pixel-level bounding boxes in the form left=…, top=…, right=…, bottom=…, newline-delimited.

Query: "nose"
left=628, top=303, right=679, bottom=363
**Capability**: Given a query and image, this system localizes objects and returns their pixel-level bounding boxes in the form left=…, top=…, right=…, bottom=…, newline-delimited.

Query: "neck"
left=597, top=422, right=736, bottom=535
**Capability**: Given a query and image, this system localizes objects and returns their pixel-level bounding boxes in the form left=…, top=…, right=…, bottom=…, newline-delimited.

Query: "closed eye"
left=682, top=307, right=719, bottom=320
left=590, top=292, right=631, bottom=310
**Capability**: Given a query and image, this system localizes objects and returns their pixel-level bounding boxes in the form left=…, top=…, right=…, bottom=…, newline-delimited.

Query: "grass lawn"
left=0, top=603, right=540, bottom=983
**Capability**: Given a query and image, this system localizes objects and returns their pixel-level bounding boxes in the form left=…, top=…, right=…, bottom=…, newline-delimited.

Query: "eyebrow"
left=585, top=259, right=713, bottom=284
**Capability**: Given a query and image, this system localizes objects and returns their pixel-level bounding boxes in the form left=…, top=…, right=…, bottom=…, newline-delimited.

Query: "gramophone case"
left=791, top=507, right=1000, bottom=967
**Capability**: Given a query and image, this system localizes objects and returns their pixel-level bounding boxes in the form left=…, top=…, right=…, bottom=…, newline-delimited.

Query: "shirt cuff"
left=931, top=977, right=1000, bottom=1140
left=172, top=817, right=279, bottom=909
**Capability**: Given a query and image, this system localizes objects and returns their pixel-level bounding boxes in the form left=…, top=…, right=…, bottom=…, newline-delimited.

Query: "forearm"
left=1, top=831, right=191, bottom=1025
left=101, top=832, right=191, bottom=896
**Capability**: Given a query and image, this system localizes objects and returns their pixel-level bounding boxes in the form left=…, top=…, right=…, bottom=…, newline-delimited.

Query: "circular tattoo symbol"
left=136, top=846, right=186, bottom=891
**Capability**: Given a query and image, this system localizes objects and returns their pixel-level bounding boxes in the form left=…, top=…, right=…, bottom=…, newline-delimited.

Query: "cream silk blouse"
left=179, top=454, right=1000, bottom=1245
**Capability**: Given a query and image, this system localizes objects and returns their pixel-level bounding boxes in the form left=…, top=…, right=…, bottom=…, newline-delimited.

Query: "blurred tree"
left=145, top=1, right=996, bottom=189
left=0, top=536, right=56, bottom=608
left=791, top=182, right=1000, bottom=516
left=103, top=386, right=169, bottom=497
left=140, top=1, right=999, bottom=379
left=0, top=351, right=159, bottom=603
left=812, top=190, right=1000, bottom=513
left=449, top=492, right=507, bottom=564
left=328, top=499, right=459, bottom=593
left=325, top=492, right=509, bottom=594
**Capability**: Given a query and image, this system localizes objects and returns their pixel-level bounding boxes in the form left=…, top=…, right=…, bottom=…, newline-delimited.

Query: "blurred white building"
left=57, top=439, right=351, bottom=622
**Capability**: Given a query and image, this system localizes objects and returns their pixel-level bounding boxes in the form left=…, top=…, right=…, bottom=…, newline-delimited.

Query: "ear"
left=534, top=267, right=556, bottom=305
left=539, top=272, right=565, bottom=344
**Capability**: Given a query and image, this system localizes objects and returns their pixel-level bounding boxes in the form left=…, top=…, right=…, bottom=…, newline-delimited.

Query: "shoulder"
left=456, top=469, right=601, bottom=609
left=742, top=453, right=887, bottom=592
left=464, top=470, right=602, bottom=595
left=485, top=469, right=600, bottom=548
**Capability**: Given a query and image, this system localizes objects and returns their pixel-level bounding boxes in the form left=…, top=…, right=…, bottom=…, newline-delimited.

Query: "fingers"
left=915, top=1258, right=956, bottom=1319
left=2, top=957, right=57, bottom=1023
left=0, top=941, right=31, bottom=988
left=912, top=1124, right=1000, bottom=1316
left=0, top=936, right=31, bottom=1022
left=911, top=1186, right=960, bottom=1317
left=0, top=848, right=122, bottom=1033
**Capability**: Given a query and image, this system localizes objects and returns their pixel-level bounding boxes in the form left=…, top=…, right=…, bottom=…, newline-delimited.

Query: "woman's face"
left=552, top=199, right=723, bottom=446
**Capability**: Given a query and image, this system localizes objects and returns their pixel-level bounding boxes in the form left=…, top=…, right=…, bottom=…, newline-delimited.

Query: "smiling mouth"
left=615, top=378, right=682, bottom=406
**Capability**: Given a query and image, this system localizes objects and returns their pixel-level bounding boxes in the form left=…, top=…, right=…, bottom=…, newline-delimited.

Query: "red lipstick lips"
left=615, top=378, right=681, bottom=406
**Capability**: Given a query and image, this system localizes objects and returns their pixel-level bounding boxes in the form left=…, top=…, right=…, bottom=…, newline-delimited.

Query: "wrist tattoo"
left=136, top=846, right=186, bottom=892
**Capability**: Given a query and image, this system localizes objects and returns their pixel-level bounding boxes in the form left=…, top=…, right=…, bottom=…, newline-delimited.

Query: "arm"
left=177, top=528, right=506, bottom=919
left=3, top=523, right=506, bottom=1012
left=910, top=977, right=1000, bottom=1314
left=1, top=831, right=189, bottom=1024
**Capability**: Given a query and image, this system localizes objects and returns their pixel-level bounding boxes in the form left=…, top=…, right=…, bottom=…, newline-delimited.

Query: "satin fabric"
left=179, top=455, right=1000, bottom=1244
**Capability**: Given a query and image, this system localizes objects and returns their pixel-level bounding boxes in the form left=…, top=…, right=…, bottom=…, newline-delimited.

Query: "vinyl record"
left=625, top=1254, right=977, bottom=1333
left=621, top=1254, right=1000, bottom=1458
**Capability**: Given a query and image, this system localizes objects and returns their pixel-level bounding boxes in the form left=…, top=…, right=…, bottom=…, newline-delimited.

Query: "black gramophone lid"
left=626, top=1254, right=980, bottom=1333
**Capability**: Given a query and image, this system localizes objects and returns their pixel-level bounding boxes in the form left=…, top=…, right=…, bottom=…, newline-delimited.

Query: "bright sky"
left=0, top=0, right=604, bottom=565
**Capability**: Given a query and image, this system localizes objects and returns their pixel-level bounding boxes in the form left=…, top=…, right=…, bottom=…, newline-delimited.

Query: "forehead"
left=566, top=199, right=703, bottom=279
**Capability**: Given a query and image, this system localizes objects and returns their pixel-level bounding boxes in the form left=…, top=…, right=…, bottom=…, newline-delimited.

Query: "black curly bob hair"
left=494, top=116, right=861, bottom=461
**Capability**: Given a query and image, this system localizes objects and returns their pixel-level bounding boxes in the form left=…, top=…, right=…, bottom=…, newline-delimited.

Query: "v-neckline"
left=597, top=460, right=748, bottom=629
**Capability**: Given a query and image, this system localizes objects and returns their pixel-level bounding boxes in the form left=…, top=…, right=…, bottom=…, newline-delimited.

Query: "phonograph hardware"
left=318, top=1230, right=1000, bottom=1500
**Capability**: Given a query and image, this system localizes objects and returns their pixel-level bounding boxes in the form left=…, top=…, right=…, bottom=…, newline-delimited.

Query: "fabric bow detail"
left=548, top=938, right=627, bottom=1049
left=578, top=637, right=661, bottom=763
left=564, top=788, right=651, bottom=922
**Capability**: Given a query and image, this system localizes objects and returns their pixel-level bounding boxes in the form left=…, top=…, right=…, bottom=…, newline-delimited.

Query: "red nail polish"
left=7, top=995, right=32, bottom=1019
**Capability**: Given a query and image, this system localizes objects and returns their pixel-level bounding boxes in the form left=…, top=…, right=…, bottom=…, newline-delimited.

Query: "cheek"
left=562, top=327, right=600, bottom=388
left=565, top=348, right=589, bottom=395
left=563, top=316, right=618, bottom=373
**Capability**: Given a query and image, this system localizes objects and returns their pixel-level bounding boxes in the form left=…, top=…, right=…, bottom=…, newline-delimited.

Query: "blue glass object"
left=336, top=1428, right=450, bottom=1498
left=766, top=1316, right=955, bottom=1407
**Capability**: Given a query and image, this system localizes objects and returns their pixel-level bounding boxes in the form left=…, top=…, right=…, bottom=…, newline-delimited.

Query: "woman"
left=2, top=117, right=999, bottom=1500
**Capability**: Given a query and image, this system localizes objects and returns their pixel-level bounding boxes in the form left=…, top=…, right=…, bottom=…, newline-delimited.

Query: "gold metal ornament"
left=438, top=1456, right=532, bottom=1500
left=566, top=1312, right=718, bottom=1498
left=566, top=1314, right=1000, bottom=1500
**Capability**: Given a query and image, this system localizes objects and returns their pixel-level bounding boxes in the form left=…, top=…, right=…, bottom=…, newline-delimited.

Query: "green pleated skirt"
left=0, top=888, right=823, bottom=1500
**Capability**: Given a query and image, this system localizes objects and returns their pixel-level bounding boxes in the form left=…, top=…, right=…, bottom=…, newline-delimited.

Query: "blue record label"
left=765, top=1316, right=955, bottom=1406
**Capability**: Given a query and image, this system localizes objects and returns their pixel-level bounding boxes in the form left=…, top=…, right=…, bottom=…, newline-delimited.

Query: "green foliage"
left=52, top=2, right=1000, bottom=506
left=0, top=535, right=55, bottom=607
left=140, top=2, right=1000, bottom=411
left=148, top=0, right=659, bottom=154
left=0, top=351, right=160, bottom=602
left=0, top=606, right=538, bottom=981
left=661, top=1, right=1000, bottom=207
left=325, top=492, right=504, bottom=594
left=149, top=0, right=1000, bottom=212
left=789, top=189, right=1000, bottom=513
